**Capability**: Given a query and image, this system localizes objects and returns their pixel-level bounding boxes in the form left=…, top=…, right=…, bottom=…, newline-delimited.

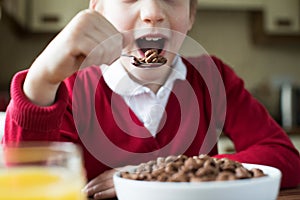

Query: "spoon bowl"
left=121, top=54, right=166, bottom=68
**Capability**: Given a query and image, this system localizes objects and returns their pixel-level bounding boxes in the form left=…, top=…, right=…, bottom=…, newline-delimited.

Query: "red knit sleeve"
left=3, top=70, right=70, bottom=142
left=211, top=56, right=300, bottom=188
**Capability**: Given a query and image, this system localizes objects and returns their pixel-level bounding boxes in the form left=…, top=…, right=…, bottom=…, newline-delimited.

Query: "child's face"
left=91, top=0, right=196, bottom=81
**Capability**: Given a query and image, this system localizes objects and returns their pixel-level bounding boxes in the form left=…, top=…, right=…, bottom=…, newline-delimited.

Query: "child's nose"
left=140, top=0, right=165, bottom=25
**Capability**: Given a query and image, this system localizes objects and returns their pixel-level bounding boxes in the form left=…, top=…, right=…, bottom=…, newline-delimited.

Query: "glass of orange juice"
left=0, top=142, right=87, bottom=200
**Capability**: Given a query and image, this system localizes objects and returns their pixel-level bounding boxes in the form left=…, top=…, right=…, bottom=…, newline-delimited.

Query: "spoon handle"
left=121, top=54, right=135, bottom=58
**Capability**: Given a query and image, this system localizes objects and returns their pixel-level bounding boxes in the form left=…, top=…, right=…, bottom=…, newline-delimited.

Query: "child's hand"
left=23, top=9, right=124, bottom=106
left=83, top=168, right=117, bottom=199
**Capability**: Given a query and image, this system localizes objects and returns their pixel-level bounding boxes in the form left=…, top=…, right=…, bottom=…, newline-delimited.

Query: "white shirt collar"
left=100, top=55, right=187, bottom=96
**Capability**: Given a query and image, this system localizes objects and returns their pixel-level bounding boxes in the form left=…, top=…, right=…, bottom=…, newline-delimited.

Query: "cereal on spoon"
left=131, top=49, right=167, bottom=67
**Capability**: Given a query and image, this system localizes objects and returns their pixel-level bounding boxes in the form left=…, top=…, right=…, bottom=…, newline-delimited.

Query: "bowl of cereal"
left=113, top=155, right=281, bottom=200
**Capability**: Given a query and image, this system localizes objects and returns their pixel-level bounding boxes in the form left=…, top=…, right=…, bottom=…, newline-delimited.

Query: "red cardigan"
left=3, top=56, right=300, bottom=188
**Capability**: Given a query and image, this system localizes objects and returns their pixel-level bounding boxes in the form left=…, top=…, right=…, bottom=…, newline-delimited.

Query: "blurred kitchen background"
left=0, top=0, right=300, bottom=150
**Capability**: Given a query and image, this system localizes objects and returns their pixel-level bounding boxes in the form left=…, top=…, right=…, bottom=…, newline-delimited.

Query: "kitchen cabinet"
left=264, top=0, right=300, bottom=35
left=197, top=0, right=264, bottom=11
left=251, top=11, right=300, bottom=44
left=198, top=0, right=300, bottom=44
left=2, top=0, right=88, bottom=32
left=198, top=0, right=300, bottom=35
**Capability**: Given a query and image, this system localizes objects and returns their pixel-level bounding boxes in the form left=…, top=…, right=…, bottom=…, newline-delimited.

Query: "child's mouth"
left=136, top=37, right=166, bottom=56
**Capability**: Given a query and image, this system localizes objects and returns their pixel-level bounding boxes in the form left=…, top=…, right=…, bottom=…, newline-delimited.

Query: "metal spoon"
left=121, top=54, right=166, bottom=68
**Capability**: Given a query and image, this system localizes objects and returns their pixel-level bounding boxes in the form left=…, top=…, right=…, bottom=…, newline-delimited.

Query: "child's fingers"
left=84, top=170, right=116, bottom=199
left=85, top=169, right=116, bottom=189
left=64, top=10, right=123, bottom=67
left=93, top=188, right=116, bottom=200
left=86, top=178, right=114, bottom=197
left=79, top=34, right=122, bottom=68
left=122, top=31, right=134, bottom=48
left=92, top=14, right=120, bottom=38
left=78, top=11, right=123, bottom=65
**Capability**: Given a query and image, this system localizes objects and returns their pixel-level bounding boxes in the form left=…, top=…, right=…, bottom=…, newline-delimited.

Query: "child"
left=3, top=0, right=300, bottom=199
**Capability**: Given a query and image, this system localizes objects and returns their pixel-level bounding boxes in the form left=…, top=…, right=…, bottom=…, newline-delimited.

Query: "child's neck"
left=146, top=83, right=162, bottom=94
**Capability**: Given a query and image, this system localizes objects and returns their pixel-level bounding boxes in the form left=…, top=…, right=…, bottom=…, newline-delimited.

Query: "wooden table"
left=278, top=185, right=300, bottom=200
left=88, top=185, right=300, bottom=200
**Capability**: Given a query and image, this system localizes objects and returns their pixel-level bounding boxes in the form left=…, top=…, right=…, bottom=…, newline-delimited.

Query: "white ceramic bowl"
left=113, top=163, right=281, bottom=200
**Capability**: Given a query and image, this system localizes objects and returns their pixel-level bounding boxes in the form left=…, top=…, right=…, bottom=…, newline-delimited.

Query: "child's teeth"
left=145, top=37, right=162, bottom=41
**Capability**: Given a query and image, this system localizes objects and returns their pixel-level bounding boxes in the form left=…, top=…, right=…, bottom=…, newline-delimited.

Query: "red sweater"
left=3, top=56, right=300, bottom=188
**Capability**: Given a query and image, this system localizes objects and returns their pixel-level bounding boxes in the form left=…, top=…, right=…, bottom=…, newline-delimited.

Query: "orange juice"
left=0, top=166, right=86, bottom=200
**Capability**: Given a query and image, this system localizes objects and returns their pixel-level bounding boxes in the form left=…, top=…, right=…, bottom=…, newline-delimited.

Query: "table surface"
left=88, top=185, right=300, bottom=199
left=278, top=185, right=300, bottom=200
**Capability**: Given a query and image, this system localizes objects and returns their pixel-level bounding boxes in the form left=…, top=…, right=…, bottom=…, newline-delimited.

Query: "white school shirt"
left=100, top=56, right=187, bottom=137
